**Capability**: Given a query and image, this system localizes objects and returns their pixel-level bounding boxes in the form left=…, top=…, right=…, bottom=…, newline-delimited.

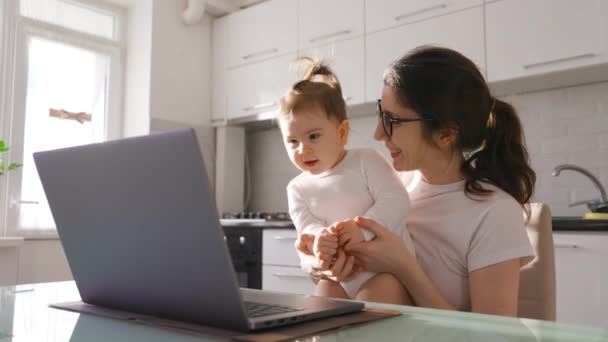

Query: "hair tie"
left=486, top=98, right=496, bottom=129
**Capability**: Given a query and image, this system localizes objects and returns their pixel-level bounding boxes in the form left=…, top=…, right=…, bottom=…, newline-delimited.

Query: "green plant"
left=0, top=140, right=22, bottom=176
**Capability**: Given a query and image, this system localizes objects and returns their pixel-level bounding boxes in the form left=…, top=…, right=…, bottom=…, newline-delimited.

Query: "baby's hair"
left=279, top=57, right=347, bottom=123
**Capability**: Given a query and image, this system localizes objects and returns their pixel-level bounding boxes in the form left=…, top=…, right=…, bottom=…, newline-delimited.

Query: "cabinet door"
left=299, top=37, right=365, bottom=106
left=226, top=53, right=297, bottom=120
left=262, top=229, right=300, bottom=267
left=299, top=0, right=364, bottom=50
left=211, top=16, right=228, bottom=122
left=365, top=0, right=483, bottom=34
left=262, top=265, right=316, bottom=295
left=486, top=0, right=608, bottom=82
left=227, top=0, right=297, bottom=68
left=365, top=7, right=485, bottom=102
left=553, top=232, right=608, bottom=328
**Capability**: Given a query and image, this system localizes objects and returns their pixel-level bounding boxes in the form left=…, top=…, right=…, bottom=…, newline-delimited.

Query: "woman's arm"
left=469, top=258, right=521, bottom=316
left=346, top=216, right=456, bottom=310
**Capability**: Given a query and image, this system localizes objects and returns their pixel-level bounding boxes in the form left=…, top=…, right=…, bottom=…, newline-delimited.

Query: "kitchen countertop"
left=552, top=217, right=608, bottom=232
left=219, top=218, right=608, bottom=231
left=220, top=220, right=295, bottom=229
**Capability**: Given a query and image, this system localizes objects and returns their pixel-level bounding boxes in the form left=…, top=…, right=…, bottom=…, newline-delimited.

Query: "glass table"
left=0, top=282, right=606, bottom=341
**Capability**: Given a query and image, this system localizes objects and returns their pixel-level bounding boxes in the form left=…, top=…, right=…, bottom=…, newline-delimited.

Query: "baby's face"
left=279, top=110, right=348, bottom=175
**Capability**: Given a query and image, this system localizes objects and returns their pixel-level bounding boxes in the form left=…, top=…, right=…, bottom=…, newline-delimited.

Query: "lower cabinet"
left=553, top=232, right=608, bottom=328
left=262, top=229, right=316, bottom=295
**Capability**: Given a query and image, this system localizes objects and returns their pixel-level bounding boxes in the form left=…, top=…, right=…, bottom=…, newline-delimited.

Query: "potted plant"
left=0, top=140, right=22, bottom=176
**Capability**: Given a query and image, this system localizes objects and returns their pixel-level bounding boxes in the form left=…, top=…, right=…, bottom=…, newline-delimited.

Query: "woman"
left=296, top=46, right=535, bottom=317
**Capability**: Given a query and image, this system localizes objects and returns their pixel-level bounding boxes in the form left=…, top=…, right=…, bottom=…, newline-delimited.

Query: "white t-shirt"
left=287, top=148, right=414, bottom=253
left=407, top=179, right=534, bottom=311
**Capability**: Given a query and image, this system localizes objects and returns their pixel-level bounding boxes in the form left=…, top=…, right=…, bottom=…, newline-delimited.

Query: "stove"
left=219, top=211, right=293, bottom=227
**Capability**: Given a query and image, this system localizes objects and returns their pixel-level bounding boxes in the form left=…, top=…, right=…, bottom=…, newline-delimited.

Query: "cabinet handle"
left=309, top=29, right=352, bottom=44
left=394, top=3, right=448, bottom=21
left=343, top=96, right=352, bottom=102
left=523, top=53, right=596, bottom=69
left=242, top=48, right=279, bottom=60
left=274, top=236, right=297, bottom=241
left=242, top=101, right=277, bottom=112
left=555, top=243, right=579, bottom=249
left=272, top=273, right=308, bottom=279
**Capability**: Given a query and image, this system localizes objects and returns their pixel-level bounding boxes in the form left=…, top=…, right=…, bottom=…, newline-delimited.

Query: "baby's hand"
left=336, top=220, right=365, bottom=249
left=313, top=227, right=338, bottom=263
left=295, top=233, right=315, bottom=256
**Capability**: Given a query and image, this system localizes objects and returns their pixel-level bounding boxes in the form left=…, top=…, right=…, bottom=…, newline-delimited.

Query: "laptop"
left=33, top=128, right=363, bottom=332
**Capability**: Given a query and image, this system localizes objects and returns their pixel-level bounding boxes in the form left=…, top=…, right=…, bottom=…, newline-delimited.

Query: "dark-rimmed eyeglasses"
left=376, top=99, right=433, bottom=137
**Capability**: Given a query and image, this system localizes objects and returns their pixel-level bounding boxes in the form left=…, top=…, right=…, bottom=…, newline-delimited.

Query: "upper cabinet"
left=299, top=0, right=364, bottom=50
left=486, top=0, right=608, bottom=83
left=365, top=0, right=483, bottom=34
left=211, top=16, right=228, bottom=122
left=227, top=53, right=297, bottom=120
left=299, top=37, right=365, bottom=106
left=226, top=0, right=298, bottom=68
left=365, top=6, right=485, bottom=101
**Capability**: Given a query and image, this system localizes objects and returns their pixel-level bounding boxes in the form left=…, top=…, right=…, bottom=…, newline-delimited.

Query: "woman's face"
left=374, top=86, right=434, bottom=172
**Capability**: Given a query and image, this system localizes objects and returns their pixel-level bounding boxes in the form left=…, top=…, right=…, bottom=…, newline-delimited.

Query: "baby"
left=278, top=59, right=415, bottom=304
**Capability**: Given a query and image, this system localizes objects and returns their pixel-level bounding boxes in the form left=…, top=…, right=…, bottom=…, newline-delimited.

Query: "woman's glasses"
left=377, top=99, right=433, bottom=137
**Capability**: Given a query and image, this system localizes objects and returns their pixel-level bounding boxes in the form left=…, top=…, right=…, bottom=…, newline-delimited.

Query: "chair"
left=518, top=202, right=556, bottom=321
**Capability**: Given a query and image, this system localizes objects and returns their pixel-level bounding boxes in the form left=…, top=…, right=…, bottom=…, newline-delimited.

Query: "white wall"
left=246, top=82, right=608, bottom=216
left=123, top=0, right=152, bottom=137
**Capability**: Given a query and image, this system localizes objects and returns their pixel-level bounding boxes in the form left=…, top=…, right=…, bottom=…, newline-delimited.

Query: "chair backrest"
left=518, top=202, right=556, bottom=321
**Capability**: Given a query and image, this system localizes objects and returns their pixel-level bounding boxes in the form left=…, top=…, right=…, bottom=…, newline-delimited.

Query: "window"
left=1, top=0, right=125, bottom=237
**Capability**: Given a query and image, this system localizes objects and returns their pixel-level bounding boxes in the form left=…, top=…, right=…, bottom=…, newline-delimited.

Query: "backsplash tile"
left=246, top=82, right=608, bottom=217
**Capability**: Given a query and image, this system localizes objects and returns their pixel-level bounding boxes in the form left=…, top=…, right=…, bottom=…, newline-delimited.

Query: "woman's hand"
left=317, top=248, right=361, bottom=282
left=344, top=216, right=414, bottom=274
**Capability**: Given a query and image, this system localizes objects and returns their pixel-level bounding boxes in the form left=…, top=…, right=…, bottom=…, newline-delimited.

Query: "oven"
left=221, top=212, right=293, bottom=289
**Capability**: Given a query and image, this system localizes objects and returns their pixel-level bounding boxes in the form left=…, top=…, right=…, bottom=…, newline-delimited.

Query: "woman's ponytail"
left=462, top=98, right=536, bottom=205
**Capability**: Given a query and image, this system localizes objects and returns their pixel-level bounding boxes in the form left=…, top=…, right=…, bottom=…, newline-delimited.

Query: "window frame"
left=0, top=0, right=125, bottom=238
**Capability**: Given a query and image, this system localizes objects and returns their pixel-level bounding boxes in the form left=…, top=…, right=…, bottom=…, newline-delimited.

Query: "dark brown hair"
left=383, top=46, right=535, bottom=206
left=279, top=58, right=347, bottom=123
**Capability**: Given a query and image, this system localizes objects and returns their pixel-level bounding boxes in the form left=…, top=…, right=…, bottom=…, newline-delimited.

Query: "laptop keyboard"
left=244, top=301, right=303, bottom=318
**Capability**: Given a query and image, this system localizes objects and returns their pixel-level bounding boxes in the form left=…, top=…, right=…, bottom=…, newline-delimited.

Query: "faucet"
left=552, top=164, right=608, bottom=213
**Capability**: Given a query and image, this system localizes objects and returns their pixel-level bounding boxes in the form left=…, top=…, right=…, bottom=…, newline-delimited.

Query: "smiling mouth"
left=304, top=160, right=319, bottom=167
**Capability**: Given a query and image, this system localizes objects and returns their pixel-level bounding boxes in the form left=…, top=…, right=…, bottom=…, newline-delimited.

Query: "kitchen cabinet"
left=226, top=0, right=297, bottom=68
left=486, top=0, right=608, bottom=83
left=299, top=0, right=364, bottom=50
left=226, top=53, right=297, bottom=120
left=365, top=0, right=483, bottom=34
left=365, top=6, right=485, bottom=102
left=553, top=232, right=608, bottom=328
left=262, top=229, right=315, bottom=295
left=211, top=15, right=228, bottom=122
left=299, top=37, right=365, bottom=106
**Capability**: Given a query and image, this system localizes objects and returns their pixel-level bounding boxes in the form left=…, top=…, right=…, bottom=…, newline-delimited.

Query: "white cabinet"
left=365, top=6, right=485, bottom=102
left=553, top=232, right=608, bottom=328
left=262, top=229, right=315, bottom=295
left=211, top=16, right=228, bottom=122
left=226, top=53, right=297, bottom=120
left=299, top=0, right=364, bottom=50
left=365, top=0, right=483, bottom=34
left=486, top=0, right=608, bottom=83
left=299, top=37, right=365, bottom=106
left=226, top=0, right=297, bottom=68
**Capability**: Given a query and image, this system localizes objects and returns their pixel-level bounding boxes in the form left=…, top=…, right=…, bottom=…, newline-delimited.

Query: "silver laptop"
left=33, top=128, right=363, bottom=332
